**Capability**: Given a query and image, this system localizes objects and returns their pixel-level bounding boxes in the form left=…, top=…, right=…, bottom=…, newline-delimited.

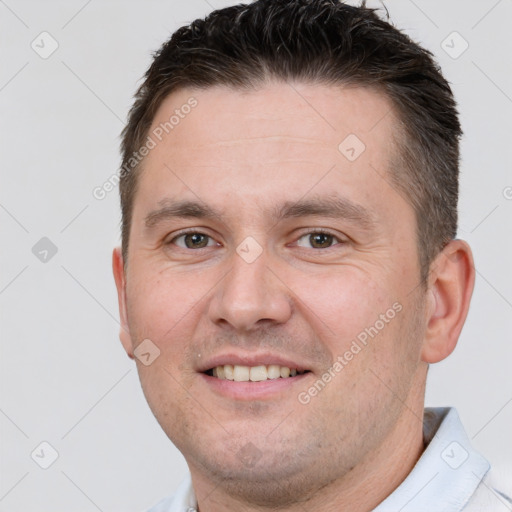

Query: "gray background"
left=1, top=0, right=511, bottom=510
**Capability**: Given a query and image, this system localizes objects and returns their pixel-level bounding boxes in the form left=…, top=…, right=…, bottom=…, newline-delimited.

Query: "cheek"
left=137, top=364, right=201, bottom=448
left=294, top=268, right=393, bottom=349
left=125, top=269, right=204, bottom=355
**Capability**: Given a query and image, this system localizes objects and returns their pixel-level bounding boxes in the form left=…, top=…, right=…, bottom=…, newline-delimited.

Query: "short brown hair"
left=119, top=0, right=462, bottom=283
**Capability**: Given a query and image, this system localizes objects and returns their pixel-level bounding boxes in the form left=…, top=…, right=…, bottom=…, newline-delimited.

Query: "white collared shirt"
left=146, top=407, right=511, bottom=512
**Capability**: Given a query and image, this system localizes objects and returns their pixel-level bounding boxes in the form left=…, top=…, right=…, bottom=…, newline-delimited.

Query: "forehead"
left=133, top=82, right=404, bottom=224
left=147, top=81, right=396, bottom=154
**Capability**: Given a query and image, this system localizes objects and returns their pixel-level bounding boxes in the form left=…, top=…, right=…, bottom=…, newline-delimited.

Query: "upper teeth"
left=212, top=365, right=300, bottom=381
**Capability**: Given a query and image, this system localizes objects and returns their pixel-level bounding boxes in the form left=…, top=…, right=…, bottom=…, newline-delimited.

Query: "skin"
left=112, top=82, right=475, bottom=511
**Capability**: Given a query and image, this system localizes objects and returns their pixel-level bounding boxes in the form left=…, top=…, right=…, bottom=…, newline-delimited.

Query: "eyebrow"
left=144, top=199, right=222, bottom=229
left=143, top=195, right=377, bottom=231
left=272, top=196, right=377, bottom=230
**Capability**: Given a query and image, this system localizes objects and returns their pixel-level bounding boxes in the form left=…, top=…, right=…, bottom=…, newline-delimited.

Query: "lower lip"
left=199, top=373, right=311, bottom=400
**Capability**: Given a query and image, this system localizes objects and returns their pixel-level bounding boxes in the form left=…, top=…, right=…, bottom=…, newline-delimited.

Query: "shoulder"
left=142, top=475, right=196, bottom=512
left=463, top=465, right=512, bottom=511
left=142, top=495, right=175, bottom=512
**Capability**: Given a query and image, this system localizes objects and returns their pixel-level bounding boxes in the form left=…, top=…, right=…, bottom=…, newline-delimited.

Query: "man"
left=112, top=1, right=511, bottom=510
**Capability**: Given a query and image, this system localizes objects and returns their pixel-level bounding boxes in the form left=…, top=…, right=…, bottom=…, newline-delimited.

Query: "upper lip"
left=197, top=352, right=311, bottom=373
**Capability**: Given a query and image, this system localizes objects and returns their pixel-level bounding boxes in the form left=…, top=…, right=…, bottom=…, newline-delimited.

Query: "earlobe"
left=421, top=240, right=475, bottom=364
left=112, top=247, right=135, bottom=360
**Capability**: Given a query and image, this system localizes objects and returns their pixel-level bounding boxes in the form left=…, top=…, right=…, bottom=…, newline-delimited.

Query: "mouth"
left=198, top=353, right=314, bottom=399
left=205, top=364, right=311, bottom=381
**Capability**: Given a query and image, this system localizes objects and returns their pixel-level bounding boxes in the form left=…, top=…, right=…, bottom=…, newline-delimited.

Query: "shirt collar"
left=374, top=407, right=490, bottom=511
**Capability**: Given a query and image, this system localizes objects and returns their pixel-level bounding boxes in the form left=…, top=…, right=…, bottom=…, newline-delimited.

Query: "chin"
left=195, top=453, right=322, bottom=508
left=182, top=430, right=349, bottom=508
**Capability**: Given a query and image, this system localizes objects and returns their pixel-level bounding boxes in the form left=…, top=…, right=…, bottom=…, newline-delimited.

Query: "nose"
left=207, top=245, right=293, bottom=332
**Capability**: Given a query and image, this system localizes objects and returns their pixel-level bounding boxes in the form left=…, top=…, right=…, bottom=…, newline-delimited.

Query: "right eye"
left=168, top=231, right=218, bottom=249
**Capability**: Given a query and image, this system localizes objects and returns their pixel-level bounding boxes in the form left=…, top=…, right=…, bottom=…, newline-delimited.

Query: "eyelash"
left=167, top=228, right=346, bottom=250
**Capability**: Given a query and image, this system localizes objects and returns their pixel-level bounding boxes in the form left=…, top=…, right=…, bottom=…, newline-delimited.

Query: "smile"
left=206, top=364, right=310, bottom=381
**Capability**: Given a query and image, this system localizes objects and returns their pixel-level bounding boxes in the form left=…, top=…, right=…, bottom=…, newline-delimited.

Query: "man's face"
left=114, top=82, right=429, bottom=502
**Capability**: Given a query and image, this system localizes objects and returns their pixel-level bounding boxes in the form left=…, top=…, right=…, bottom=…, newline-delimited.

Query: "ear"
left=421, top=239, right=475, bottom=364
left=112, top=246, right=134, bottom=359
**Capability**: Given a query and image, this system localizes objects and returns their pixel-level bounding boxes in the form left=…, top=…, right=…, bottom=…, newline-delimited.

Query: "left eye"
left=296, top=232, right=342, bottom=249
left=172, top=232, right=217, bottom=249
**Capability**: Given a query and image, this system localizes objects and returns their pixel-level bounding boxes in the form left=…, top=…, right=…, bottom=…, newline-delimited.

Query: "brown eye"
left=296, top=231, right=340, bottom=249
left=172, top=232, right=214, bottom=249
left=309, top=233, right=334, bottom=248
